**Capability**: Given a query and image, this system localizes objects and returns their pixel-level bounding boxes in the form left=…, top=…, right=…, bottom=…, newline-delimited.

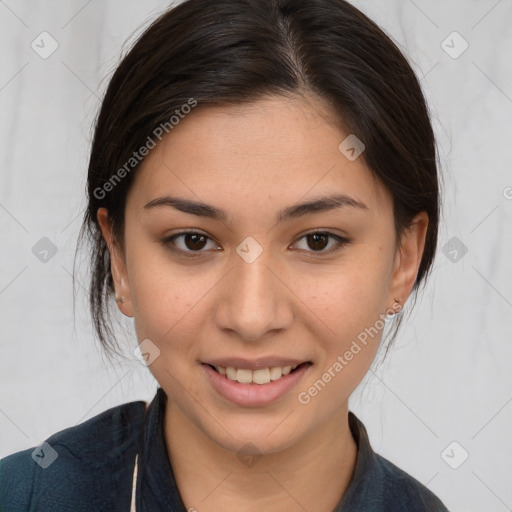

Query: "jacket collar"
left=136, top=387, right=187, bottom=511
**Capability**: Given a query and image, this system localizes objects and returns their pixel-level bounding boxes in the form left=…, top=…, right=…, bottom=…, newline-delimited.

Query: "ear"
left=97, top=207, right=134, bottom=318
left=387, top=211, right=429, bottom=313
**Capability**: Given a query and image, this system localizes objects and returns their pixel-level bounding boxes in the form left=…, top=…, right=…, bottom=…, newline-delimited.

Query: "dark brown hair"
left=74, top=0, right=441, bottom=360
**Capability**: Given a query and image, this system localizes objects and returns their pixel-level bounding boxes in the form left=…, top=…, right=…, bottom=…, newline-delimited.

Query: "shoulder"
left=374, top=453, right=449, bottom=511
left=0, top=399, right=147, bottom=512
left=344, top=412, right=449, bottom=511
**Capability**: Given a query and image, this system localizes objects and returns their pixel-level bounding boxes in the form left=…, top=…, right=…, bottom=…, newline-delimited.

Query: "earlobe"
left=96, top=208, right=134, bottom=318
left=387, top=211, right=429, bottom=312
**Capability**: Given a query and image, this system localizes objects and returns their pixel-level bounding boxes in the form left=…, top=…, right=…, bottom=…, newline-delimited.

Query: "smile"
left=209, top=363, right=310, bottom=385
left=202, top=361, right=312, bottom=407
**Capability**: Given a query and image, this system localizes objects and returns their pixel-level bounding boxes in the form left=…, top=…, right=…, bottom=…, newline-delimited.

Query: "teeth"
left=236, top=368, right=252, bottom=383
left=214, top=364, right=300, bottom=385
left=269, top=367, right=282, bottom=380
left=253, top=368, right=270, bottom=384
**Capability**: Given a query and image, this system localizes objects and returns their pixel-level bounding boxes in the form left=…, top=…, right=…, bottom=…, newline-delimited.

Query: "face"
left=98, top=94, right=428, bottom=455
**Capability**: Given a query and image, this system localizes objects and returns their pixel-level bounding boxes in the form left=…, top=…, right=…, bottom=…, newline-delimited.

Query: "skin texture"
left=97, top=94, right=428, bottom=511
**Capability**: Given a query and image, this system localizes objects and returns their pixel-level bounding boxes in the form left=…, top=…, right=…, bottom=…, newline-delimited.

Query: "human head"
left=75, top=0, right=440, bottom=449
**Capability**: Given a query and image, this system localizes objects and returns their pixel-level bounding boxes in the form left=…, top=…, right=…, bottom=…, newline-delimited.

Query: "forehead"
left=126, top=95, right=392, bottom=220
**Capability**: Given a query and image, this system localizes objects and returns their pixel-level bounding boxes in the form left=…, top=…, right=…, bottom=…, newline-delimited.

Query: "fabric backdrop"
left=1, top=1, right=511, bottom=511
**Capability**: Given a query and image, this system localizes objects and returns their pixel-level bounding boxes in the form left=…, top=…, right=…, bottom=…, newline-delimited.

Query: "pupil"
left=185, top=233, right=207, bottom=250
left=308, top=233, right=328, bottom=251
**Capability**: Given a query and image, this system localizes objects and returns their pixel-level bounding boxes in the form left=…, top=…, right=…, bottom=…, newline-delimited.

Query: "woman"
left=0, top=0, right=448, bottom=510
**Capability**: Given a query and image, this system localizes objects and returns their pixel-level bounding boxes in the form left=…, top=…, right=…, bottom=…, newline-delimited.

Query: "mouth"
left=205, top=362, right=312, bottom=385
left=202, top=360, right=313, bottom=407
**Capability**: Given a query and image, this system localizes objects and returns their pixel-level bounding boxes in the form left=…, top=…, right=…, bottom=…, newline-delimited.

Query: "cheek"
left=124, top=240, right=201, bottom=343
left=127, top=258, right=207, bottom=392
left=131, top=276, right=202, bottom=346
left=296, top=252, right=390, bottom=339
left=295, top=249, right=392, bottom=408
left=295, top=257, right=389, bottom=415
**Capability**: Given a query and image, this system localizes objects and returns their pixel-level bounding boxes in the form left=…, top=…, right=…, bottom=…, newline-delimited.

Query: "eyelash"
left=161, top=229, right=351, bottom=259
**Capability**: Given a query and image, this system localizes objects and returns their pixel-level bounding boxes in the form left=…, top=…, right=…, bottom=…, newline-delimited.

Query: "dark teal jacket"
left=0, top=387, right=449, bottom=511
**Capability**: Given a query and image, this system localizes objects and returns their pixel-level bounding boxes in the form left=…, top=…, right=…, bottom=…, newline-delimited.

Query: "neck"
left=163, top=402, right=358, bottom=512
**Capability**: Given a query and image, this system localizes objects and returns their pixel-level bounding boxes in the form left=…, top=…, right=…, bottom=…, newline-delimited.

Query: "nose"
left=213, top=243, right=293, bottom=342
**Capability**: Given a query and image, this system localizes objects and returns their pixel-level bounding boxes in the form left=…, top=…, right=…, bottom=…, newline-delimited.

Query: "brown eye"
left=182, top=233, right=208, bottom=250
left=293, top=231, right=351, bottom=254
left=162, top=231, right=220, bottom=258
left=306, top=233, right=329, bottom=251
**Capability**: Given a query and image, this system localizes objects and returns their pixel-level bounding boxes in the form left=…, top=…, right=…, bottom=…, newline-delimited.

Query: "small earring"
left=116, top=296, right=125, bottom=304
left=393, top=297, right=402, bottom=313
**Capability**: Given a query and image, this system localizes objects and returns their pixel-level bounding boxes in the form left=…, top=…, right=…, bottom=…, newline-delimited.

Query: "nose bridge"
left=213, top=240, right=291, bottom=341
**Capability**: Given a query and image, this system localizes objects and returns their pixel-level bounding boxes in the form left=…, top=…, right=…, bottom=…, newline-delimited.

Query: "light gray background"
left=1, top=1, right=511, bottom=511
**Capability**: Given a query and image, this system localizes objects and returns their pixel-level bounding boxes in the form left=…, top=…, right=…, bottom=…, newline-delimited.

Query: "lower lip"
left=202, top=363, right=311, bottom=407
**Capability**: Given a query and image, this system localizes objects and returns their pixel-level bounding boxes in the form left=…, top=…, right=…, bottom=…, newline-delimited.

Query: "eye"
left=162, top=231, right=220, bottom=258
left=292, top=230, right=351, bottom=254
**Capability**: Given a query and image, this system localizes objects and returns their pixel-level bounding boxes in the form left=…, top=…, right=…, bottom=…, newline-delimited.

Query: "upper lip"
left=203, top=357, right=310, bottom=370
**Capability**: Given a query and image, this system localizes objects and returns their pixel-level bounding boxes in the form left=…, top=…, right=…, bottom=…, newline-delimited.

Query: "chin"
left=198, top=406, right=313, bottom=456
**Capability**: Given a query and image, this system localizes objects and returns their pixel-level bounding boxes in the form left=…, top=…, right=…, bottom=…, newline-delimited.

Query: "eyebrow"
left=143, top=193, right=368, bottom=222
